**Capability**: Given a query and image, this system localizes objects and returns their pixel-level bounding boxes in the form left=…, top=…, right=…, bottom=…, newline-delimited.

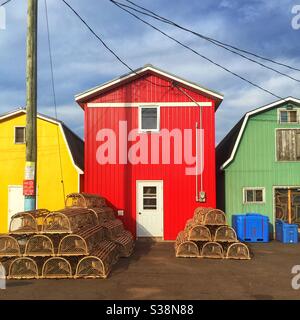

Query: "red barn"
left=76, top=64, right=223, bottom=240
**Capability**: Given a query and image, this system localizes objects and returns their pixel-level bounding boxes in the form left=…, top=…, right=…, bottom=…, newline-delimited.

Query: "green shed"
left=217, top=97, right=300, bottom=234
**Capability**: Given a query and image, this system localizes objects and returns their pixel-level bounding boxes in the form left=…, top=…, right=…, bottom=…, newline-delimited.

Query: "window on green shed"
left=279, top=110, right=298, bottom=123
left=244, top=188, right=265, bottom=204
left=276, top=129, right=300, bottom=161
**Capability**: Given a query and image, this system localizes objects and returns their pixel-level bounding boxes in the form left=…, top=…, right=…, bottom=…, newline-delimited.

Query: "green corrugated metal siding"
left=224, top=104, right=300, bottom=228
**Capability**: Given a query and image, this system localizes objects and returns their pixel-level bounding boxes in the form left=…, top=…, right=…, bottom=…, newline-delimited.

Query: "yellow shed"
left=0, top=108, right=84, bottom=233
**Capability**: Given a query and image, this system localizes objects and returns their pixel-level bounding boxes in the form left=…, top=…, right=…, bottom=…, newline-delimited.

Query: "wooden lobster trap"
left=175, top=231, right=199, bottom=258
left=75, top=240, right=119, bottom=279
left=213, top=226, right=237, bottom=243
left=102, top=219, right=124, bottom=240
left=89, top=207, right=115, bottom=224
left=0, top=235, right=21, bottom=257
left=8, top=257, right=39, bottom=279
left=225, top=242, right=251, bottom=260
left=24, top=235, right=55, bottom=257
left=200, top=242, right=224, bottom=259
left=58, top=225, right=105, bottom=256
left=65, top=193, right=106, bottom=209
left=42, top=257, right=73, bottom=279
left=113, top=231, right=134, bottom=257
left=9, top=209, right=49, bottom=235
left=193, top=207, right=226, bottom=226
left=185, top=220, right=212, bottom=241
left=42, top=208, right=98, bottom=234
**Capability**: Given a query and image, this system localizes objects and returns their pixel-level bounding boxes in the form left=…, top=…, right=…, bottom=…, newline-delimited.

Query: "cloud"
left=0, top=0, right=299, bottom=144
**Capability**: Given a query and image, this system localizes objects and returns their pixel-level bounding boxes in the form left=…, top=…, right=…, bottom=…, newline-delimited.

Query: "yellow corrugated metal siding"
left=0, top=113, right=80, bottom=233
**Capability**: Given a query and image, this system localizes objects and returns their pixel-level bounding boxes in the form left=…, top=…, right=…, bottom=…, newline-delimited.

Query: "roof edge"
left=75, top=64, right=224, bottom=104
left=220, top=97, right=300, bottom=170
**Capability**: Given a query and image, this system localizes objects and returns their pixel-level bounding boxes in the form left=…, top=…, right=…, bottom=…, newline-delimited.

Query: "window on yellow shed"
left=14, top=127, right=26, bottom=144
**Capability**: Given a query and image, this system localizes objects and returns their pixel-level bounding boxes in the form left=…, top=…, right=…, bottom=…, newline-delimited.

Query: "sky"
left=0, top=0, right=300, bottom=143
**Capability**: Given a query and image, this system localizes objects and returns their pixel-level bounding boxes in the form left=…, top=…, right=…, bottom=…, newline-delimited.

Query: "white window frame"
left=278, top=108, right=299, bottom=124
left=142, top=185, right=158, bottom=210
left=14, top=126, right=26, bottom=144
left=138, top=105, right=160, bottom=133
left=243, top=187, right=266, bottom=204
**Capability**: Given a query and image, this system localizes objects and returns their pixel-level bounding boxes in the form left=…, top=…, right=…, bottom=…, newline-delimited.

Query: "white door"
left=137, top=181, right=163, bottom=237
left=8, top=186, right=24, bottom=228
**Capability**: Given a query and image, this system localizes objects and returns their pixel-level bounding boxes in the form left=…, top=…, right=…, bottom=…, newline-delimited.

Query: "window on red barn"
left=139, top=106, right=160, bottom=132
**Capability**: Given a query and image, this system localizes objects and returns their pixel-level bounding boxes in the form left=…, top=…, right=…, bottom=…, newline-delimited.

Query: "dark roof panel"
left=216, top=117, right=244, bottom=171
left=61, top=124, right=84, bottom=171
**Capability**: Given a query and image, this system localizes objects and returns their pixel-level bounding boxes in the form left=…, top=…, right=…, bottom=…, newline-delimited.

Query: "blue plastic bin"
left=275, top=220, right=298, bottom=244
left=232, top=213, right=269, bottom=243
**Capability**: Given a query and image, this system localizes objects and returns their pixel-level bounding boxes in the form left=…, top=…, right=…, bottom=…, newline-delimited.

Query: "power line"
left=61, top=0, right=173, bottom=156
left=110, top=0, right=284, bottom=100
left=44, top=0, right=66, bottom=201
left=61, top=0, right=171, bottom=88
left=113, top=0, right=300, bottom=84
left=0, top=0, right=12, bottom=6
left=122, top=0, right=300, bottom=73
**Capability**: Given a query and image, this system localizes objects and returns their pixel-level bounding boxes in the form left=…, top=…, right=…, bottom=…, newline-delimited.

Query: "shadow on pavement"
left=111, top=238, right=156, bottom=275
left=6, top=281, right=33, bottom=288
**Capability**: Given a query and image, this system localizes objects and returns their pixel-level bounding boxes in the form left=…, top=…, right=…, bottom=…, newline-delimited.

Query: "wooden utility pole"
left=24, top=0, right=38, bottom=211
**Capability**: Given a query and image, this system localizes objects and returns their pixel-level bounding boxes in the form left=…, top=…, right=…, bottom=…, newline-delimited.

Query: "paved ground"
left=1, top=240, right=300, bottom=300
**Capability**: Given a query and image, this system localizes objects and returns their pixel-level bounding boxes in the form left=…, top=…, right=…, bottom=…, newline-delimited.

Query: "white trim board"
left=87, top=102, right=213, bottom=108
left=221, top=97, right=300, bottom=170
left=75, top=65, right=224, bottom=102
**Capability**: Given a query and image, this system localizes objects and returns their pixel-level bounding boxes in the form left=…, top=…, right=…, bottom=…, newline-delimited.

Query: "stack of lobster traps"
left=0, top=193, right=134, bottom=280
left=175, top=207, right=251, bottom=260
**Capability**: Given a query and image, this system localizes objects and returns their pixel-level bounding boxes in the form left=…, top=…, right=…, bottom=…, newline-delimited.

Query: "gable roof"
left=217, top=97, right=300, bottom=170
left=75, top=64, right=224, bottom=108
left=0, top=108, right=84, bottom=173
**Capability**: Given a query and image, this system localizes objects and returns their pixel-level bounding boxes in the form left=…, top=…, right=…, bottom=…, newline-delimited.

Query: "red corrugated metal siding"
left=88, top=73, right=213, bottom=105
left=83, top=73, right=217, bottom=240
